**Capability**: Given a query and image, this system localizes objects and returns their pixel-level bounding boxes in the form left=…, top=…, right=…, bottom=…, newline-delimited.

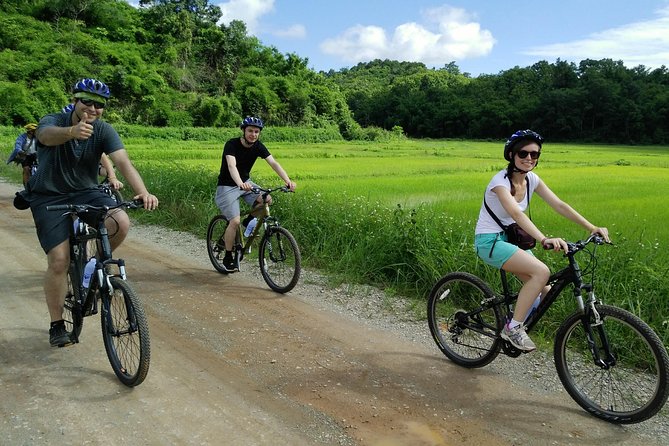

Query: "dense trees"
left=328, top=58, right=669, bottom=143
left=1, top=1, right=667, bottom=143
left=0, top=0, right=359, bottom=134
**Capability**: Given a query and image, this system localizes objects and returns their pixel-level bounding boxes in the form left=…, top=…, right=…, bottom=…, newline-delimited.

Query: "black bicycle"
left=206, top=185, right=301, bottom=293
left=427, top=234, right=669, bottom=423
left=47, top=200, right=150, bottom=387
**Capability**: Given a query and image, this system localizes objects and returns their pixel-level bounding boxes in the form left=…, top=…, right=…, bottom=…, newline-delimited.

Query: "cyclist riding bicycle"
left=215, top=116, right=296, bottom=272
left=473, top=129, right=610, bottom=352
left=21, top=77, right=158, bottom=347
left=7, top=123, right=38, bottom=186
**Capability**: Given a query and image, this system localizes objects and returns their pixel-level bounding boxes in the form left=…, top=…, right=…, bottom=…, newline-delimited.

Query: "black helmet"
left=504, top=129, right=543, bottom=161
left=240, top=116, right=264, bottom=130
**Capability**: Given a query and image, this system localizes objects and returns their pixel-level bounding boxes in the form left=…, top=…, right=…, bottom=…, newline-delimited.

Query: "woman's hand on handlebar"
left=133, top=192, right=158, bottom=210
left=590, top=226, right=611, bottom=243
left=542, top=237, right=568, bottom=252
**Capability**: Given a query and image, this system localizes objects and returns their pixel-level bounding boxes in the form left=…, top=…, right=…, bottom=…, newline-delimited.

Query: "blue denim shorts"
left=474, top=232, right=534, bottom=269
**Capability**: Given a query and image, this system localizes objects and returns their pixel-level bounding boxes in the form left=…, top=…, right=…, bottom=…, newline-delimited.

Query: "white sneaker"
left=501, top=323, right=536, bottom=352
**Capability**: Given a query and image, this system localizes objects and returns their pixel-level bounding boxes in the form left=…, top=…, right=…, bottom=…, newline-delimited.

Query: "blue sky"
left=131, top=1, right=669, bottom=76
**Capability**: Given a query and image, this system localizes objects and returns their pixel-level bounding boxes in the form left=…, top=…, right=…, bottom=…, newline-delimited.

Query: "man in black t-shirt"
left=215, top=116, right=296, bottom=272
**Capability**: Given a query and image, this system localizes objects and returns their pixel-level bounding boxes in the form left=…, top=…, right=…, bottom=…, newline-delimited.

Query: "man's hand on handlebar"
left=133, top=192, right=158, bottom=210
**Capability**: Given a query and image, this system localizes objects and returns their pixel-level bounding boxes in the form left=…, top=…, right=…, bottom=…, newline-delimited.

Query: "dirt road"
left=0, top=179, right=666, bottom=446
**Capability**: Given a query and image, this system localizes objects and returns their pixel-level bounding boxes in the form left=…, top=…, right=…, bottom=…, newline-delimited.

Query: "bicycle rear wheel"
left=427, top=272, right=504, bottom=368
left=259, top=226, right=301, bottom=293
left=206, top=215, right=239, bottom=274
left=100, top=277, right=151, bottom=387
left=111, top=189, right=123, bottom=204
left=554, top=304, right=669, bottom=423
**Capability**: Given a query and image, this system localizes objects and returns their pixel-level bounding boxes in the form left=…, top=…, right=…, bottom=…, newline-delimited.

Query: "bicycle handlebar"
left=543, top=233, right=611, bottom=254
left=248, top=185, right=293, bottom=195
left=47, top=199, right=144, bottom=213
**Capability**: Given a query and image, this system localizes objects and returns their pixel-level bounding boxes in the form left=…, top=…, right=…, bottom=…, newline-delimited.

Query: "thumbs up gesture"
left=73, top=112, right=94, bottom=140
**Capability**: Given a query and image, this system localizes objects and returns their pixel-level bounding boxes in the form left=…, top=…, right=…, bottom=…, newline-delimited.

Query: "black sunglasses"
left=516, top=149, right=541, bottom=160
left=79, top=98, right=105, bottom=109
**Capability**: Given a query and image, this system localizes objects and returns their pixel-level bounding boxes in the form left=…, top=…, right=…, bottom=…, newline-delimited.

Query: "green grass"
left=1, top=127, right=667, bottom=347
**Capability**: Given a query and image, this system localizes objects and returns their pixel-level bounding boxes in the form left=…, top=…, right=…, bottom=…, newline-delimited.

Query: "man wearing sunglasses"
left=21, top=78, right=159, bottom=347
left=474, top=129, right=610, bottom=352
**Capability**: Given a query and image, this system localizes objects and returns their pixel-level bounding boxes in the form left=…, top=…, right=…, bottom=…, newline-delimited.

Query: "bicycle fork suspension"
left=266, top=230, right=287, bottom=262
left=578, top=288, right=617, bottom=369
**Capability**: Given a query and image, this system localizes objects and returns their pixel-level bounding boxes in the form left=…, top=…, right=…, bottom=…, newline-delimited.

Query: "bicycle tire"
left=554, top=304, right=669, bottom=423
left=258, top=226, right=301, bottom=293
left=100, top=277, right=151, bottom=387
left=427, top=272, right=504, bottom=368
left=206, top=215, right=238, bottom=274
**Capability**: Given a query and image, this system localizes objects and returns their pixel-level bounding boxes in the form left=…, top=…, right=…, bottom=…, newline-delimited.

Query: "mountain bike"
left=427, top=234, right=669, bottom=423
left=206, top=185, right=301, bottom=293
left=47, top=200, right=150, bottom=387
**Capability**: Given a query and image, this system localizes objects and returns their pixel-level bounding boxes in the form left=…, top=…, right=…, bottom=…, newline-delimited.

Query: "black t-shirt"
left=217, top=137, right=271, bottom=187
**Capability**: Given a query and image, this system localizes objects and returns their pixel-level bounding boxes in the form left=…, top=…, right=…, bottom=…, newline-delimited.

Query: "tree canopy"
left=1, top=0, right=668, bottom=143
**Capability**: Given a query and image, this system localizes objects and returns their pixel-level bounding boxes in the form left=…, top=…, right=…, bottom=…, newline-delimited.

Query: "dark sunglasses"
left=516, top=150, right=541, bottom=160
left=79, top=98, right=105, bottom=109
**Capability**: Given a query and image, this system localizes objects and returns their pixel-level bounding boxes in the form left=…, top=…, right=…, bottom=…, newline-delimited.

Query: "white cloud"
left=523, top=6, right=669, bottom=69
left=217, top=0, right=275, bottom=34
left=320, top=5, right=495, bottom=65
left=217, top=0, right=305, bottom=40
left=272, top=24, right=307, bottom=39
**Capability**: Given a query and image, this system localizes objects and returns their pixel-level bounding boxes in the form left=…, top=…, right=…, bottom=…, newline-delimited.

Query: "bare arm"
left=265, top=155, right=296, bottom=191
left=534, top=181, right=609, bottom=241
left=225, top=155, right=249, bottom=189
left=108, top=149, right=158, bottom=210
left=100, top=153, right=123, bottom=190
left=494, top=186, right=546, bottom=241
left=36, top=112, right=94, bottom=146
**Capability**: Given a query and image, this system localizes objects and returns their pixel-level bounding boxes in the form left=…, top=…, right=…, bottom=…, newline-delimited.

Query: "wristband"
left=68, top=126, right=73, bottom=136
left=541, top=237, right=548, bottom=246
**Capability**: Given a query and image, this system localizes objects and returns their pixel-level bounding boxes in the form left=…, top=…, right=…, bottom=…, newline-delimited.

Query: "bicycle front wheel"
left=100, top=277, right=151, bottom=387
left=427, top=272, right=504, bottom=368
left=554, top=304, right=669, bottom=423
left=206, top=215, right=238, bottom=274
left=259, top=226, right=301, bottom=293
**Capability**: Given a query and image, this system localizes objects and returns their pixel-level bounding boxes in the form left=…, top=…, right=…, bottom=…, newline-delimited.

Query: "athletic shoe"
left=222, top=256, right=238, bottom=273
left=49, top=323, right=73, bottom=347
left=501, top=323, right=536, bottom=352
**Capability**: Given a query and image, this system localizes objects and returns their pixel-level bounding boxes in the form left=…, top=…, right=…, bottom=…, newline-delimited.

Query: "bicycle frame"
left=51, top=202, right=138, bottom=332
left=236, top=187, right=284, bottom=261
left=499, top=255, right=586, bottom=334
left=497, top=235, right=616, bottom=365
